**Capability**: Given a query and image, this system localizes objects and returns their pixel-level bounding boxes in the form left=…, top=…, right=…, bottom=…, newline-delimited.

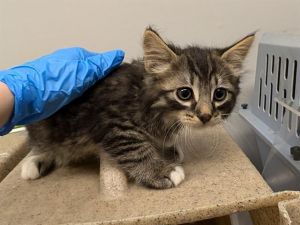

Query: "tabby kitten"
left=21, top=27, right=254, bottom=189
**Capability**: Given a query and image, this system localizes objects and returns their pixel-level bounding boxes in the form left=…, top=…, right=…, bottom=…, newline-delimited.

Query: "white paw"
left=21, top=158, right=40, bottom=180
left=169, top=166, right=185, bottom=186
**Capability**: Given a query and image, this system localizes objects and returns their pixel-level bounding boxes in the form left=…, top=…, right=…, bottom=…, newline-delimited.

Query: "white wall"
left=1, top=0, right=300, bottom=67
left=1, top=0, right=300, bottom=167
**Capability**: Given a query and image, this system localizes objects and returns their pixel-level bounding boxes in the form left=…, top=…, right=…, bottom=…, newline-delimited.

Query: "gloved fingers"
left=35, top=47, right=97, bottom=61
left=41, top=47, right=124, bottom=62
left=23, top=48, right=124, bottom=68
left=87, top=49, right=125, bottom=79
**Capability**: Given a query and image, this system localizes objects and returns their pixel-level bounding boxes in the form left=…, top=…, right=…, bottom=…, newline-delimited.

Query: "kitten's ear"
left=143, top=28, right=178, bottom=74
left=220, top=33, right=255, bottom=74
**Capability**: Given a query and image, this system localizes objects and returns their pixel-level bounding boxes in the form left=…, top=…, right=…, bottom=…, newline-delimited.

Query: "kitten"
left=21, top=27, right=254, bottom=189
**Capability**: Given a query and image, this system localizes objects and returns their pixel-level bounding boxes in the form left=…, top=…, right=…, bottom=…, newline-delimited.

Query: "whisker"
left=188, top=127, right=198, bottom=152
left=185, top=127, right=194, bottom=153
left=205, top=125, right=220, bottom=158
left=173, top=123, right=184, bottom=158
left=179, top=126, right=199, bottom=158
left=162, top=120, right=182, bottom=154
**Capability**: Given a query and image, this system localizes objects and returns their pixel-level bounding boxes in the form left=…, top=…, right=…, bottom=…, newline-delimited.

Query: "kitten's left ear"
left=220, top=33, right=255, bottom=74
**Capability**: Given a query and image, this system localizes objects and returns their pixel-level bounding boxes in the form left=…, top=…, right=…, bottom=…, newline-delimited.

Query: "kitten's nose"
left=198, top=114, right=212, bottom=124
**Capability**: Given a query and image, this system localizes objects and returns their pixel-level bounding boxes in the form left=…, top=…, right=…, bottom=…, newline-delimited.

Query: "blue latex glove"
left=0, top=47, right=124, bottom=135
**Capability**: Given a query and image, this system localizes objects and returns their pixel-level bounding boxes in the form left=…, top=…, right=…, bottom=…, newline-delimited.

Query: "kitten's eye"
left=176, top=87, right=193, bottom=101
left=214, top=88, right=227, bottom=101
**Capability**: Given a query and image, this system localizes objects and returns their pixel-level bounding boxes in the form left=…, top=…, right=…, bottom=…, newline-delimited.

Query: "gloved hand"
left=0, top=47, right=125, bottom=135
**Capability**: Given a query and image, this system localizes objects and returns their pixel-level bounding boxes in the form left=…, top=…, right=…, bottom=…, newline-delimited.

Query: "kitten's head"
left=142, top=27, right=254, bottom=130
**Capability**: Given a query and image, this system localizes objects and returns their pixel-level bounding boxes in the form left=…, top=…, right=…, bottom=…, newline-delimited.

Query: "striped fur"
left=22, top=27, right=254, bottom=189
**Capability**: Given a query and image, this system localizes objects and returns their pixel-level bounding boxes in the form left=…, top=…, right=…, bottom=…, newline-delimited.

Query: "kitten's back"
left=26, top=61, right=145, bottom=144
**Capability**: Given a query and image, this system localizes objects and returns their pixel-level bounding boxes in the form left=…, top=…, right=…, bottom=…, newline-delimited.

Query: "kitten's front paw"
left=21, top=158, right=40, bottom=180
left=145, top=165, right=185, bottom=189
left=169, top=166, right=185, bottom=186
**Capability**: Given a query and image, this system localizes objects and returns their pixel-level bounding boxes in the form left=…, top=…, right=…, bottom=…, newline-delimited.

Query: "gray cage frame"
left=240, top=33, right=300, bottom=191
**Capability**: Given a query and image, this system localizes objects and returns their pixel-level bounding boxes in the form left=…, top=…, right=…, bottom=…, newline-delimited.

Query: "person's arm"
left=0, top=82, right=14, bottom=127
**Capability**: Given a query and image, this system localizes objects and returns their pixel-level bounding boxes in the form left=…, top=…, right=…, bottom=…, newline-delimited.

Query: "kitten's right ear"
left=143, top=27, right=178, bottom=74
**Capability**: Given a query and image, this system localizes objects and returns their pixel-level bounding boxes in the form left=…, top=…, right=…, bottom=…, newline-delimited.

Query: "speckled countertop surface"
left=0, top=127, right=293, bottom=225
